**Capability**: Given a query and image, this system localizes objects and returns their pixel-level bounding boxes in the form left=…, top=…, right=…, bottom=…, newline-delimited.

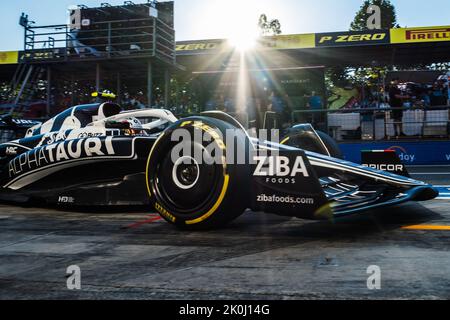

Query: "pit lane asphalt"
left=408, top=165, right=450, bottom=185
left=1, top=165, right=450, bottom=299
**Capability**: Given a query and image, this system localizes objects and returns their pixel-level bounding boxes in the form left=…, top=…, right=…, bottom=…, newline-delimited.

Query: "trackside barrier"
left=339, top=140, right=450, bottom=165
left=291, top=105, right=450, bottom=142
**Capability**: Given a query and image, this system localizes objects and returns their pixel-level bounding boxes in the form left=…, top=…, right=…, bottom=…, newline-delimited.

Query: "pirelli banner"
left=0, top=51, right=19, bottom=64
left=176, top=25, right=450, bottom=55
left=176, top=40, right=228, bottom=55
left=316, top=30, right=390, bottom=47
left=390, top=25, right=450, bottom=44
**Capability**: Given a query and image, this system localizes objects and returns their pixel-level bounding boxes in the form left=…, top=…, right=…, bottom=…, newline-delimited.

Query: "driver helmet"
left=123, top=117, right=147, bottom=136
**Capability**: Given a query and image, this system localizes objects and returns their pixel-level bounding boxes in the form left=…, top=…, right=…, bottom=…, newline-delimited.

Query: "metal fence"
left=2, top=105, right=450, bottom=145
left=22, top=17, right=176, bottom=64
left=143, top=106, right=450, bottom=142
left=291, top=105, right=450, bottom=141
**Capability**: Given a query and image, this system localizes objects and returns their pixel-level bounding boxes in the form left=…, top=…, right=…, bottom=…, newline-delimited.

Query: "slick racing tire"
left=146, top=117, right=251, bottom=230
left=281, top=130, right=343, bottom=159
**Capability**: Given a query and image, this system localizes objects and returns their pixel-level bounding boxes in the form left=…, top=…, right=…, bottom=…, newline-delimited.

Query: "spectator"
left=308, top=91, right=323, bottom=110
left=224, top=96, right=235, bottom=113
left=266, top=91, right=290, bottom=128
left=430, top=82, right=447, bottom=106
left=268, top=91, right=285, bottom=113
left=420, top=90, right=432, bottom=107
left=388, top=78, right=410, bottom=138
left=205, top=93, right=218, bottom=111
left=379, top=97, right=390, bottom=109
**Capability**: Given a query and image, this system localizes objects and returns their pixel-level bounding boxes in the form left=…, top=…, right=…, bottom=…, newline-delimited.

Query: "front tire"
left=146, top=117, right=250, bottom=230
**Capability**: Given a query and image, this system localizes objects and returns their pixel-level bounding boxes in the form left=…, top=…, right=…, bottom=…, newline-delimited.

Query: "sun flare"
left=200, top=0, right=261, bottom=51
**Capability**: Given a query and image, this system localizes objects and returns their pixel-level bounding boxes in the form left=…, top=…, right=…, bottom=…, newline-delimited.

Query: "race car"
left=0, top=102, right=438, bottom=229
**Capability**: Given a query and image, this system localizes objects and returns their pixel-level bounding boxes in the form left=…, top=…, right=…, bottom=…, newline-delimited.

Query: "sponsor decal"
left=58, top=196, right=75, bottom=204
left=251, top=151, right=327, bottom=218
left=342, top=141, right=450, bottom=166
left=37, top=131, right=69, bottom=147
left=155, top=202, right=176, bottom=223
left=387, top=146, right=415, bottom=163
left=11, top=119, right=36, bottom=125
left=361, top=149, right=411, bottom=177
left=253, top=156, right=309, bottom=183
left=317, top=30, right=389, bottom=47
left=192, top=122, right=226, bottom=150
left=362, top=164, right=404, bottom=172
left=391, top=26, right=450, bottom=44
left=77, top=132, right=103, bottom=139
left=176, top=41, right=224, bottom=52
left=8, top=137, right=115, bottom=178
left=256, top=193, right=314, bottom=205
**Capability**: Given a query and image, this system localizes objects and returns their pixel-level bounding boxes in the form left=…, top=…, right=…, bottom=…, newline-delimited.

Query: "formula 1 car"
left=0, top=102, right=438, bottom=229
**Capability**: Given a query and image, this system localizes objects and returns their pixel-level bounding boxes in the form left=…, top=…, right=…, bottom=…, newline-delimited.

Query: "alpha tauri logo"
left=8, top=137, right=115, bottom=177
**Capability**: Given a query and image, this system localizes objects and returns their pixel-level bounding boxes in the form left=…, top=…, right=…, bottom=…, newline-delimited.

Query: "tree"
left=327, top=0, right=400, bottom=91
left=258, top=14, right=282, bottom=36
left=348, top=1, right=399, bottom=88
left=350, top=0, right=399, bottom=31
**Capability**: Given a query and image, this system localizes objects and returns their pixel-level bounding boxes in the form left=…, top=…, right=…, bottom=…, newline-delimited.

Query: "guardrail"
left=167, top=106, right=450, bottom=142
left=1, top=105, right=450, bottom=145
left=22, top=17, right=176, bottom=64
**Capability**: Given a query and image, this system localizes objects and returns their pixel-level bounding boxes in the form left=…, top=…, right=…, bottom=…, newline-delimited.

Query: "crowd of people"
left=199, top=90, right=325, bottom=129
left=350, top=77, right=449, bottom=110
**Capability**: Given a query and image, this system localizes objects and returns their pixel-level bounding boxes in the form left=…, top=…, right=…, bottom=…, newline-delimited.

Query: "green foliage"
left=258, top=14, right=282, bottom=36
left=350, top=0, right=399, bottom=31
left=327, top=0, right=400, bottom=89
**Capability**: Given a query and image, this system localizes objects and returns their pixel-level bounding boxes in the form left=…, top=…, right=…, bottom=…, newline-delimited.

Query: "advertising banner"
left=176, top=34, right=316, bottom=55
left=0, top=51, right=19, bottom=64
left=176, top=40, right=227, bottom=55
left=175, top=25, right=450, bottom=56
left=258, top=34, right=316, bottom=50
left=316, top=30, right=390, bottom=47
left=390, top=25, right=450, bottom=44
left=340, top=141, right=450, bottom=165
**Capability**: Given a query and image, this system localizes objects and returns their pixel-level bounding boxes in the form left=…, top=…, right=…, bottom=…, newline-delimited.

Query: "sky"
left=0, top=0, right=449, bottom=51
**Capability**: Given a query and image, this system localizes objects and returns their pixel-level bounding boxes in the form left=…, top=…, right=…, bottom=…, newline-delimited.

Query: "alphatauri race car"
left=0, top=102, right=438, bottom=229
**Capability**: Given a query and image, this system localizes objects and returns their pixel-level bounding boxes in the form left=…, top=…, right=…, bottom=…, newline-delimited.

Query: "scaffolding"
left=13, top=1, right=180, bottom=117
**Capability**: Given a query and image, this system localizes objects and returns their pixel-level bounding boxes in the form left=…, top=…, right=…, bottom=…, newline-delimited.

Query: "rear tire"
left=145, top=117, right=250, bottom=230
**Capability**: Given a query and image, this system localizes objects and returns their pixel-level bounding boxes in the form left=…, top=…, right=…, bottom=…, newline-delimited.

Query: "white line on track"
left=407, top=165, right=450, bottom=168
left=411, top=173, right=450, bottom=175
